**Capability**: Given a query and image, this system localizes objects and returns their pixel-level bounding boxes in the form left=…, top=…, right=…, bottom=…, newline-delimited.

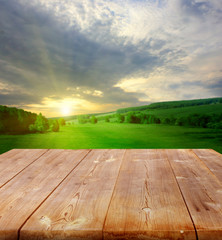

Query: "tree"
left=148, top=115, right=155, bottom=124
left=116, top=114, right=125, bottom=123
left=126, top=112, right=136, bottom=123
left=105, top=116, right=110, bottom=122
left=163, top=118, right=170, bottom=124
left=51, top=120, right=60, bottom=132
left=29, top=113, right=49, bottom=133
left=138, top=113, right=146, bottom=124
left=59, top=118, right=66, bottom=126
left=175, top=117, right=185, bottom=126
left=78, top=115, right=89, bottom=124
left=91, top=115, right=98, bottom=124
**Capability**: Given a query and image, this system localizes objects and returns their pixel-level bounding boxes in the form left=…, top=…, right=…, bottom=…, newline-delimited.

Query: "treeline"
left=117, top=97, right=222, bottom=113
left=76, top=111, right=222, bottom=129
left=52, top=111, right=115, bottom=122
left=0, top=105, right=66, bottom=134
left=113, top=112, right=222, bottom=129
left=77, top=115, right=98, bottom=124
left=77, top=113, right=118, bottom=124
left=0, top=105, right=37, bottom=133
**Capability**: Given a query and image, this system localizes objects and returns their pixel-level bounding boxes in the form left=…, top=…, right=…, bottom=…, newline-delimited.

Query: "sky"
left=0, top=0, right=221, bottom=117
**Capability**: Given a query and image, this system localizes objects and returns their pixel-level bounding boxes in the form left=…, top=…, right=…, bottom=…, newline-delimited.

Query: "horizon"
left=0, top=0, right=222, bottom=117
left=1, top=96, right=221, bottom=119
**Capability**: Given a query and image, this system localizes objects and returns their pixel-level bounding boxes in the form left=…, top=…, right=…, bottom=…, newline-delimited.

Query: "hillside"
left=139, top=103, right=222, bottom=119
left=52, top=98, right=222, bottom=122
left=112, top=97, right=222, bottom=128
left=116, top=97, right=222, bottom=114
left=63, top=97, right=222, bottom=129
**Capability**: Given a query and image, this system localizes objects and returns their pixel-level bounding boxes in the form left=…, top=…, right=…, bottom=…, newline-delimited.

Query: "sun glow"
left=26, top=97, right=112, bottom=117
left=61, top=106, right=71, bottom=116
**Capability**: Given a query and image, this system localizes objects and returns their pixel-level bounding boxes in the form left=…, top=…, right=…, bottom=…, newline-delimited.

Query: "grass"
left=0, top=123, right=221, bottom=154
left=142, top=103, right=222, bottom=119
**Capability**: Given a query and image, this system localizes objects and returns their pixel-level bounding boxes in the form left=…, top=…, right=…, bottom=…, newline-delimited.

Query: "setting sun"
left=61, top=106, right=71, bottom=116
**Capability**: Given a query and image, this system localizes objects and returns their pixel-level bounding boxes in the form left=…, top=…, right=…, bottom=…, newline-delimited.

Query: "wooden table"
left=0, top=149, right=221, bottom=240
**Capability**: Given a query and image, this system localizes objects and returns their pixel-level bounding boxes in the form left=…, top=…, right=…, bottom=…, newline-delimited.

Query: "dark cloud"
left=0, top=93, right=41, bottom=105
left=80, top=86, right=148, bottom=105
left=181, top=0, right=211, bottom=18
left=206, top=78, right=222, bottom=96
left=168, top=81, right=202, bottom=89
left=130, top=53, right=158, bottom=68
left=168, top=78, right=222, bottom=98
left=0, top=0, right=160, bottom=108
left=0, top=0, right=221, bottom=115
left=207, top=79, right=222, bottom=89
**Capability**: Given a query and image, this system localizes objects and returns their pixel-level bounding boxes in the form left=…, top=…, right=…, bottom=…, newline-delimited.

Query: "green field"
left=142, top=103, right=222, bottom=118
left=116, top=97, right=222, bottom=113
left=0, top=123, right=221, bottom=154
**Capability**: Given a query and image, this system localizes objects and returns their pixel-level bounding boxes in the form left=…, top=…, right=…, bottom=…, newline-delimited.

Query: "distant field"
left=94, top=103, right=222, bottom=125
left=67, top=103, right=222, bottom=124
left=0, top=123, right=221, bottom=154
left=116, top=97, right=222, bottom=113
left=50, top=98, right=222, bottom=124
left=142, top=103, right=222, bottom=119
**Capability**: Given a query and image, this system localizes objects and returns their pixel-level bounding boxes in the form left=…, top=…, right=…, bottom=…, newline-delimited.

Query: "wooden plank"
left=20, top=149, right=125, bottom=240
left=192, top=149, right=222, bottom=183
left=0, top=149, right=89, bottom=240
left=104, top=149, right=196, bottom=240
left=0, top=149, right=48, bottom=188
left=165, top=149, right=222, bottom=240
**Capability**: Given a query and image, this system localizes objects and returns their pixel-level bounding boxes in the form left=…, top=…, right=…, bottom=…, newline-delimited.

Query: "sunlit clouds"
left=66, top=87, right=104, bottom=98
left=25, top=97, right=110, bottom=117
left=0, top=0, right=221, bottom=117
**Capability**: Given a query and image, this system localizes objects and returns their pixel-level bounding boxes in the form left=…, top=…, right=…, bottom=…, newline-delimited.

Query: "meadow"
left=0, top=123, right=221, bottom=154
left=141, top=103, right=222, bottom=119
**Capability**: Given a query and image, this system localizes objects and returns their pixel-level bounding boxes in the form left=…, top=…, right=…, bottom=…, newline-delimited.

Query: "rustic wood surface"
left=0, top=149, right=221, bottom=240
left=21, top=149, right=125, bottom=240
left=0, top=149, right=89, bottom=240
left=104, top=149, right=196, bottom=240
left=0, top=149, right=47, bottom=188
left=166, top=149, right=222, bottom=240
left=192, top=149, right=222, bottom=183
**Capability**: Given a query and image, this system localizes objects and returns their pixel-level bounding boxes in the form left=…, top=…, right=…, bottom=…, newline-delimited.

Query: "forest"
left=0, top=105, right=65, bottom=134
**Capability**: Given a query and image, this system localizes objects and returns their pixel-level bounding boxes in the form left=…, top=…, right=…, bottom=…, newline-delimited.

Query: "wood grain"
left=20, top=149, right=126, bottom=240
left=0, top=149, right=89, bottom=240
left=192, top=149, right=222, bottom=183
left=0, top=149, right=48, bottom=188
left=165, top=149, right=222, bottom=240
left=104, top=149, right=196, bottom=240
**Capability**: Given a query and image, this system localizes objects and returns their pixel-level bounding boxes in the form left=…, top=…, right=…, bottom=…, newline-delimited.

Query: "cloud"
left=0, top=0, right=221, bottom=116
